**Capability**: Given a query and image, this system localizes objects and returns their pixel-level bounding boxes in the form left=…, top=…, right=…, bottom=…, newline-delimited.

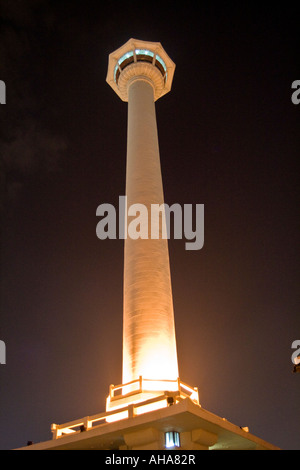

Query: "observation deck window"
left=114, top=49, right=168, bottom=85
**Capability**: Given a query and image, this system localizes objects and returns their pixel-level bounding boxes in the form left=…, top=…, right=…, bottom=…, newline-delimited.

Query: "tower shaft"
left=123, top=79, right=178, bottom=384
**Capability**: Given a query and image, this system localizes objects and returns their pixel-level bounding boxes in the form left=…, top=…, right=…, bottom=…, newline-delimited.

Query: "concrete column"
left=122, top=78, right=179, bottom=384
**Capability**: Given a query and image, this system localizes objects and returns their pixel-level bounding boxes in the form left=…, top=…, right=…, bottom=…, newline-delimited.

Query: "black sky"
left=0, top=0, right=299, bottom=450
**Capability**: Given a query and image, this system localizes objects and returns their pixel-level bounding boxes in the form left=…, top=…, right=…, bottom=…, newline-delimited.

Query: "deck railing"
left=51, top=377, right=199, bottom=439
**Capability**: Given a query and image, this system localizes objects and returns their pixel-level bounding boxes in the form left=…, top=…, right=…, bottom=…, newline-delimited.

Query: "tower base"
left=16, top=397, right=280, bottom=450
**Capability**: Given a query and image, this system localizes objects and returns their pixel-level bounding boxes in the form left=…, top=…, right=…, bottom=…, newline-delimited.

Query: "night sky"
left=0, top=1, right=299, bottom=450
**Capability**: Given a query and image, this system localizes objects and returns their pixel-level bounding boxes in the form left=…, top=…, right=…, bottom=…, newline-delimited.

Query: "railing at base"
left=51, top=377, right=199, bottom=440
left=109, top=376, right=198, bottom=402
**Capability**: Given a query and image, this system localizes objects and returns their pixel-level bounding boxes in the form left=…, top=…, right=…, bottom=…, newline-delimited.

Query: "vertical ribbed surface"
left=122, top=79, right=179, bottom=384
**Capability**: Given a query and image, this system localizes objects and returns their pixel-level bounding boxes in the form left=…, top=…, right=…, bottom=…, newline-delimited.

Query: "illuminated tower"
left=105, top=39, right=198, bottom=413
left=18, top=39, right=279, bottom=450
left=108, top=40, right=177, bottom=383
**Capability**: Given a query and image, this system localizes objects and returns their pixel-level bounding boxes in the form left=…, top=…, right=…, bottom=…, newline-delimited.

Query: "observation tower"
left=105, top=38, right=199, bottom=415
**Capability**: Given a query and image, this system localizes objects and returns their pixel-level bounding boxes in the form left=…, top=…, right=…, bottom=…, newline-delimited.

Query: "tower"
left=105, top=39, right=198, bottom=414
left=108, top=39, right=178, bottom=386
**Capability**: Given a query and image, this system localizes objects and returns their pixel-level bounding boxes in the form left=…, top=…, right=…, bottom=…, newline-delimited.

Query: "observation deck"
left=106, top=38, right=175, bottom=101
